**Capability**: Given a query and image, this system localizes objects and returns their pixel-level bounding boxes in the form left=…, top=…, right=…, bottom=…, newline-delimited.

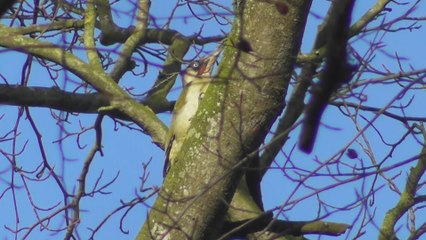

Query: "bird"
left=163, top=46, right=223, bottom=176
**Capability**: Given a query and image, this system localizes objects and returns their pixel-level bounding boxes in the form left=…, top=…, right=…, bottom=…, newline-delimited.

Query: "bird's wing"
left=163, top=134, right=175, bottom=177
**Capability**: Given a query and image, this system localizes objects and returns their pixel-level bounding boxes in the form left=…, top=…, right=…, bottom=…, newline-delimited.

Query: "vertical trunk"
left=137, top=0, right=312, bottom=239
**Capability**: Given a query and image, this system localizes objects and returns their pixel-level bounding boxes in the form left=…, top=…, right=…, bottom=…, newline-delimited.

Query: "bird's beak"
left=198, top=45, right=223, bottom=76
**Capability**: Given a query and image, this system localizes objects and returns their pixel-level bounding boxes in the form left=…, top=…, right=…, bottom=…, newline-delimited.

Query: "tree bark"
left=137, top=0, right=312, bottom=239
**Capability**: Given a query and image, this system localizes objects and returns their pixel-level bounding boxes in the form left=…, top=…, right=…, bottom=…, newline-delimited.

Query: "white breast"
left=173, top=82, right=208, bottom=138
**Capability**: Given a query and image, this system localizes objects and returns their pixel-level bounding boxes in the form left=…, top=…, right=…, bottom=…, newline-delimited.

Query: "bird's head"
left=182, top=47, right=222, bottom=86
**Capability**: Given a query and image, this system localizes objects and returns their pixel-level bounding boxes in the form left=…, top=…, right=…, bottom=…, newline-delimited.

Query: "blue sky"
left=1, top=1, right=425, bottom=239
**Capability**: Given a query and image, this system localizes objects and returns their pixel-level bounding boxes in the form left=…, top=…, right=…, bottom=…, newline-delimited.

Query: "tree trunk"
left=137, top=0, right=313, bottom=239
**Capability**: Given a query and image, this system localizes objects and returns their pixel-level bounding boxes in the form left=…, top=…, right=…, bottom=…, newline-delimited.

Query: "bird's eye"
left=190, top=61, right=200, bottom=70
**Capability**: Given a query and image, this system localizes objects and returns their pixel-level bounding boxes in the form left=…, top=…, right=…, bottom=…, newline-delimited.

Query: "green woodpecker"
left=163, top=47, right=222, bottom=176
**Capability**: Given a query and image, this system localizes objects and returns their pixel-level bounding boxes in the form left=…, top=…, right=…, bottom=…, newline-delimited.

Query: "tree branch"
left=379, top=124, right=426, bottom=239
left=331, top=101, right=426, bottom=123
left=299, top=0, right=355, bottom=153
left=222, top=211, right=349, bottom=238
left=110, top=0, right=151, bottom=82
left=0, top=27, right=167, bottom=146
left=0, top=84, right=173, bottom=115
left=0, top=0, right=17, bottom=18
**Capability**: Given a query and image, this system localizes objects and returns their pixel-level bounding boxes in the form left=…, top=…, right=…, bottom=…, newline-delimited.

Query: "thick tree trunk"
left=137, top=0, right=312, bottom=239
